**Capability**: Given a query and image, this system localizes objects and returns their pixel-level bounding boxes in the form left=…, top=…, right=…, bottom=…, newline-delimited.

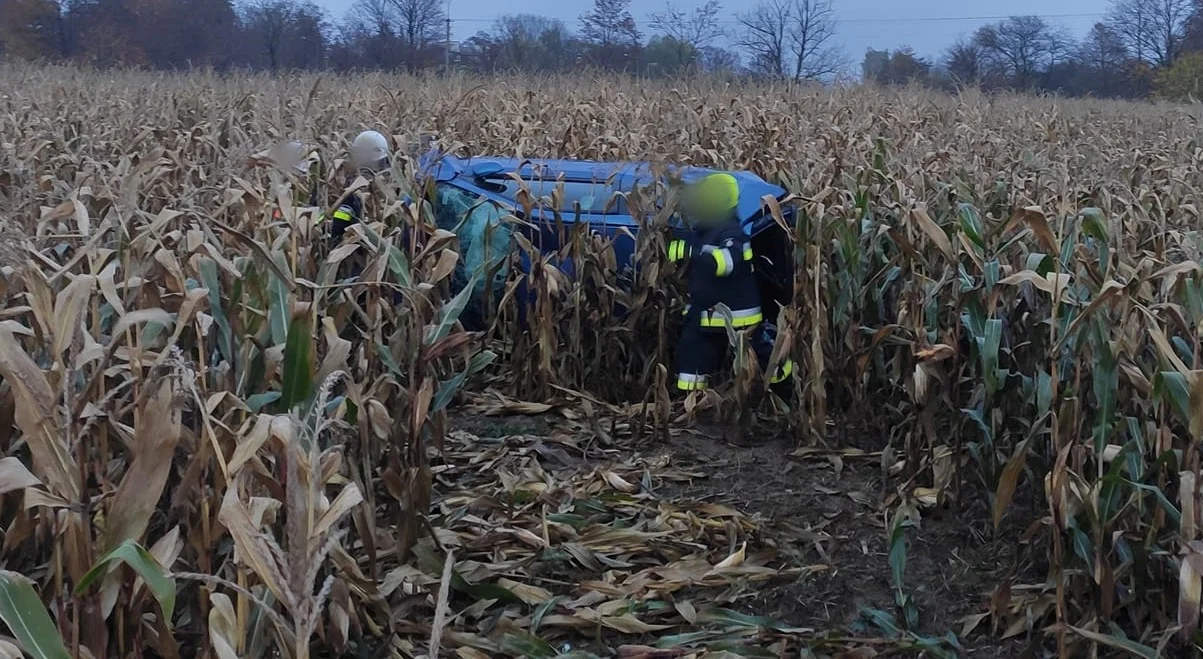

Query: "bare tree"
left=786, top=0, right=842, bottom=80
left=1104, top=0, right=1191, bottom=67
left=943, top=37, right=983, bottom=84
left=736, top=0, right=789, bottom=77
left=389, top=0, right=444, bottom=71
left=973, top=15, right=1072, bottom=88
left=1074, top=22, right=1134, bottom=96
left=700, top=46, right=741, bottom=73
left=347, top=0, right=442, bottom=71
left=491, top=14, right=568, bottom=71
left=650, top=1, right=724, bottom=71
left=737, top=0, right=843, bottom=80
left=0, top=0, right=67, bottom=58
left=579, top=0, right=641, bottom=70
left=241, top=0, right=299, bottom=70
left=1188, top=2, right=1203, bottom=52
left=1078, top=22, right=1129, bottom=71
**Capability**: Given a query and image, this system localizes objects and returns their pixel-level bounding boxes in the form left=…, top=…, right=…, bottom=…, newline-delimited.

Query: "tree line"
left=866, top=1, right=1203, bottom=100
left=2, top=0, right=1202, bottom=99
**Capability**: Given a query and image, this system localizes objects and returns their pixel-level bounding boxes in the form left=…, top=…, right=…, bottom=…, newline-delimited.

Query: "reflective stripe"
left=699, top=307, right=762, bottom=328
left=669, top=240, right=686, bottom=262
left=677, top=373, right=709, bottom=391
left=333, top=207, right=353, bottom=222
left=742, top=245, right=753, bottom=261
left=771, top=359, right=795, bottom=384
left=713, top=248, right=734, bottom=276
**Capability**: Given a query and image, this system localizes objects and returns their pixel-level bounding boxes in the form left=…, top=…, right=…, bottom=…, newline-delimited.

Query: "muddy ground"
left=450, top=412, right=1050, bottom=657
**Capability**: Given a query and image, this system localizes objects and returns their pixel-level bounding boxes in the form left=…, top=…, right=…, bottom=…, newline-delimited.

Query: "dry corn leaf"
left=497, top=578, right=553, bottom=605
left=207, top=592, right=240, bottom=659
left=599, top=613, right=671, bottom=634
left=602, top=470, right=639, bottom=493
left=104, top=368, right=183, bottom=548
left=0, top=327, right=80, bottom=500
left=0, top=639, right=22, bottom=659
left=713, top=542, right=746, bottom=570
left=228, top=414, right=274, bottom=475
left=0, top=458, right=42, bottom=495
left=217, top=482, right=291, bottom=607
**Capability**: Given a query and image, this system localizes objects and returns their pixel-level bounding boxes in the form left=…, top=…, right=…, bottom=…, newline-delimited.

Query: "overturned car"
left=415, top=150, right=797, bottom=322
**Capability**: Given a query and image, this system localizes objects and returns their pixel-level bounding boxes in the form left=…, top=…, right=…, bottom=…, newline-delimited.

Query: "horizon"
left=311, top=0, right=1108, bottom=65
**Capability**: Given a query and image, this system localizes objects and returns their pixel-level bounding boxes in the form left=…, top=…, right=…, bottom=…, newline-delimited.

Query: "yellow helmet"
left=683, top=172, right=739, bottom=223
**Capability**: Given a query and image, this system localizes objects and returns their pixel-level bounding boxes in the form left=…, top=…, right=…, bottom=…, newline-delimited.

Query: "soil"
left=654, top=429, right=1040, bottom=657
left=450, top=411, right=1049, bottom=657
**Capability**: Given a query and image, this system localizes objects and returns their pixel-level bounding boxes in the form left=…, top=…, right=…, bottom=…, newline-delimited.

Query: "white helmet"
left=351, top=130, right=390, bottom=170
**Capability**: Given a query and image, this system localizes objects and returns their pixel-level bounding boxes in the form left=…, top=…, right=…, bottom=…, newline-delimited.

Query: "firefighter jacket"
left=668, top=217, right=762, bottom=330
left=328, top=158, right=392, bottom=241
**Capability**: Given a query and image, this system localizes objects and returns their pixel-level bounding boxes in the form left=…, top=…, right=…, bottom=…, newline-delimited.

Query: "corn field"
left=1, top=62, right=1203, bottom=658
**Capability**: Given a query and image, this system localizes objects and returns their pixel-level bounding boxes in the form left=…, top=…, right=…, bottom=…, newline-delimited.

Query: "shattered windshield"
left=435, top=184, right=512, bottom=302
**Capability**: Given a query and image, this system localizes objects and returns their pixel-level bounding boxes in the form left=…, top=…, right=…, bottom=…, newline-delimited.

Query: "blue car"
left=416, top=149, right=796, bottom=324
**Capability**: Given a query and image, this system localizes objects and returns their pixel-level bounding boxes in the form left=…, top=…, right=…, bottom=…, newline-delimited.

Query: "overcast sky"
left=316, top=0, right=1111, bottom=63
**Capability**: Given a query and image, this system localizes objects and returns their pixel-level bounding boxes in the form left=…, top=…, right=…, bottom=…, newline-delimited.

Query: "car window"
left=489, top=178, right=627, bottom=215
left=434, top=184, right=512, bottom=301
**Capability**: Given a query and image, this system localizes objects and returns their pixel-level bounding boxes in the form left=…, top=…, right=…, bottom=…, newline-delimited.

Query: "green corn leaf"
left=1091, top=320, right=1118, bottom=455
left=75, top=539, right=176, bottom=624
left=279, top=306, right=314, bottom=412
left=1128, top=480, right=1183, bottom=525
left=359, top=222, right=412, bottom=288
left=433, top=349, right=497, bottom=413
left=245, top=392, right=281, bottom=413
left=704, top=643, right=779, bottom=658
left=498, top=631, right=557, bottom=658
left=859, top=606, right=902, bottom=638
left=1156, top=372, right=1191, bottom=427
left=1037, top=370, right=1053, bottom=413
left=1070, top=626, right=1158, bottom=659
left=530, top=595, right=562, bottom=635
left=268, top=273, right=289, bottom=346
left=426, top=272, right=480, bottom=346
left=982, top=318, right=1003, bottom=397
left=198, top=258, right=235, bottom=369
left=984, top=259, right=1001, bottom=289
left=374, top=341, right=405, bottom=379
left=957, top=203, right=985, bottom=253
left=697, top=607, right=811, bottom=633
left=1026, top=253, right=1054, bottom=275
left=450, top=570, right=522, bottom=605
left=654, top=630, right=725, bottom=647
left=888, top=516, right=913, bottom=591
left=0, top=571, right=71, bottom=659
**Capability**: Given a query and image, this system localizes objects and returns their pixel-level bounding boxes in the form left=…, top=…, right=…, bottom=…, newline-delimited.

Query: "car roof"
left=419, top=151, right=787, bottom=225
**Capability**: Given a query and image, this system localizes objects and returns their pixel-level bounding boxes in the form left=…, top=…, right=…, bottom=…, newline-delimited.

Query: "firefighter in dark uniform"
left=668, top=172, right=794, bottom=394
left=327, top=130, right=392, bottom=243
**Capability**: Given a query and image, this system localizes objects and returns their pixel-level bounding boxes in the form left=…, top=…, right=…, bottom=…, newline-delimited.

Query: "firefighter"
left=329, top=130, right=392, bottom=242
left=667, top=172, right=794, bottom=394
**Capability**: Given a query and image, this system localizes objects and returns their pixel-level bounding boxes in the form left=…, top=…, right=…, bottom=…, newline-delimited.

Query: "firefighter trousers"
left=674, top=321, right=792, bottom=392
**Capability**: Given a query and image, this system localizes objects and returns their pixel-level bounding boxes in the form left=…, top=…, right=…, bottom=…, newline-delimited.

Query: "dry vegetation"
left=1, top=62, right=1203, bottom=658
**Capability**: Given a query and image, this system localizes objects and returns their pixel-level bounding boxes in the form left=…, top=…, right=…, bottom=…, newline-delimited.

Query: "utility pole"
left=445, top=0, right=452, bottom=74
